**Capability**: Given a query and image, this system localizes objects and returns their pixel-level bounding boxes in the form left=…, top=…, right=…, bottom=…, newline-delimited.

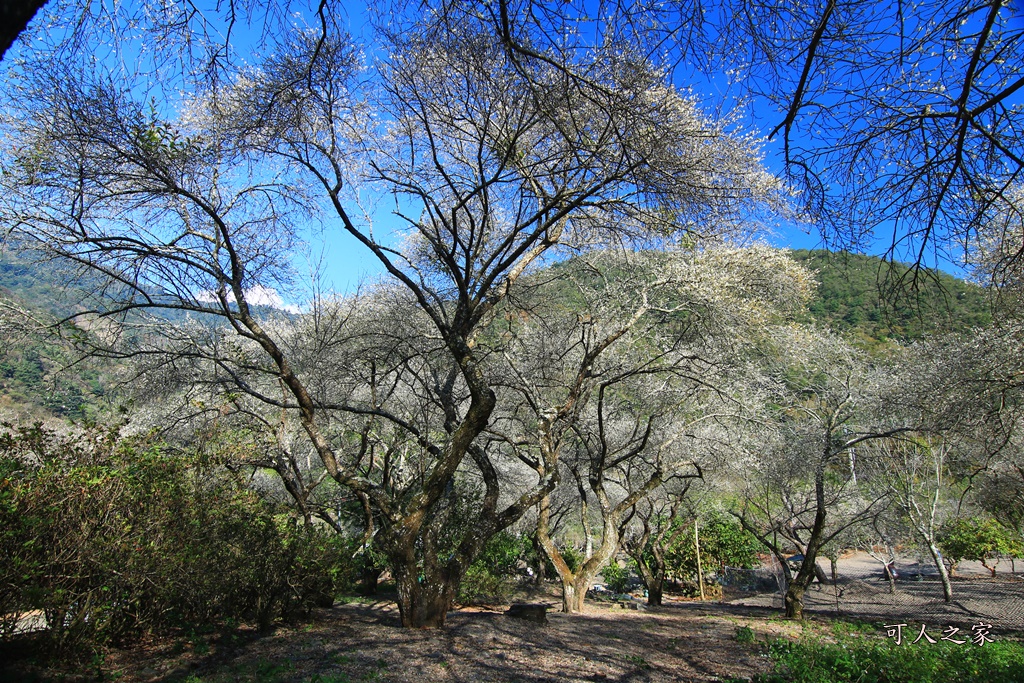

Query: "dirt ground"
left=5, top=553, right=1022, bottom=683
left=3, top=597, right=808, bottom=683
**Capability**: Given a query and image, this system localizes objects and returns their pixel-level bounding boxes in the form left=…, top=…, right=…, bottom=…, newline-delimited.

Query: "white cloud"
left=195, top=285, right=302, bottom=314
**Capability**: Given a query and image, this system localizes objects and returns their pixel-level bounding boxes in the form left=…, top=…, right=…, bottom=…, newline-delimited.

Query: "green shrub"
left=735, top=625, right=756, bottom=643
left=560, top=546, right=585, bottom=574
left=0, top=423, right=348, bottom=654
left=756, top=631, right=1024, bottom=683
left=455, top=531, right=529, bottom=605
left=457, top=565, right=513, bottom=605
left=668, top=579, right=723, bottom=599
left=938, top=517, right=1024, bottom=575
left=662, top=512, right=761, bottom=582
left=601, top=562, right=631, bottom=593
left=475, top=530, right=528, bottom=578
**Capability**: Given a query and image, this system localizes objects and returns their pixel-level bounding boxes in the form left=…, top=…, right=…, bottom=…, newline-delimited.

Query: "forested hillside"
left=0, top=248, right=993, bottom=420
left=792, top=249, right=991, bottom=343
left=0, top=251, right=111, bottom=419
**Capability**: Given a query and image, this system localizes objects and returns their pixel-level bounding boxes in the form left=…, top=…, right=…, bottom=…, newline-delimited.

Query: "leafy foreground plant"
left=755, top=630, right=1024, bottom=683
left=0, top=423, right=349, bottom=657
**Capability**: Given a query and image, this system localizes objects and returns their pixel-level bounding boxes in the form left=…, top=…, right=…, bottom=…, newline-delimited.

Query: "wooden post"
left=832, top=557, right=840, bottom=615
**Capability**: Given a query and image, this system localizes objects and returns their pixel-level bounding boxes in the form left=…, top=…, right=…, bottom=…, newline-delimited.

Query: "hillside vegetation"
left=0, top=248, right=994, bottom=419
left=0, top=251, right=113, bottom=419
left=791, top=249, right=991, bottom=343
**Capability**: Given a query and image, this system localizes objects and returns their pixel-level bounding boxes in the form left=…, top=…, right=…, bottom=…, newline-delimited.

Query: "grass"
left=827, top=619, right=878, bottom=637
left=623, top=653, right=652, bottom=669
left=176, top=657, right=298, bottom=683
left=335, top=595, right=380, bottom=606
left=754, top=623, right=1024, bottom=683
left=736, top=625, right=756, bottom=644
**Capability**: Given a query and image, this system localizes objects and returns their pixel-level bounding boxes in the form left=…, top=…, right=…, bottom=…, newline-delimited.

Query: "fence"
left=718, top=555, right=1024, bottom=632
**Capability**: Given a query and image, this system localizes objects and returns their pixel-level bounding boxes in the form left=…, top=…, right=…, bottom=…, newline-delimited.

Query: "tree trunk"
left=634, top=554, right=666, bottom=606
left=784, top=451, right=830, bottom=620
left=923, top=540, right=953, bottom=602
left=694, top=519, right=705, bottom=600
left=920, top=525, right=958, bottom=581
left=561, top=580, right=585, bottom=613
left=813, top=562, right=829, bottom=585
left=885, top=563, right=896, bottom=594
left=647, top=578, right=664, bottom=606
left=881, top=544, right=896, bottom=595
left=536, top=493, right=603, bottom=613
left=359, top=566, right=383, bottom=596
left=784, top=558, right=820, bottom=619
left=831, top=557, right=840, bottom=614
left=385, top=520, right=467, bottom=628
left=532, top=533, right=546, bottom=586
left=538, top=464, right=668, bottom=614
left=550, top=551, right=607, bottom=613
left=393, top=561, right=456, bottom=628
left=537, top=493, right=583, bottom=612
left=784, top=583, right=806, bottom=620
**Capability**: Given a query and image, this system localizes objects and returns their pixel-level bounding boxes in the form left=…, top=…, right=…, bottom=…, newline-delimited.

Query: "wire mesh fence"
left=719, top=555, right=1024, bottom=632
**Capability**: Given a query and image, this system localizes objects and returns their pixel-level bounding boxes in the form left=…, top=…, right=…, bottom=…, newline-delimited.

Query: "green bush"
left=653, top=512, right=760, bottom=589
left=475, top=530, right=528, bottom=578
left=455, top=531, right=530, bottom=605
left=938, top=517, right=1024, bottom=575
left=456, top=564, right=514, bottom=605
left=624, top=509, right=760, bottom=600
left=668, top=578, right=723, bottom=599
left=560, top=546, right=585, bottom=574
left=601, top=562, right=631, bottom=593
left=756, top=633, right=1024, bottom=683
left=0, top=423, right=348, bottom=654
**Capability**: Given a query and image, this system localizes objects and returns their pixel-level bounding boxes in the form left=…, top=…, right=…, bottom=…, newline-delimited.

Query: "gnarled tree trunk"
left=783, top=453, right=829, bottom=620
left=393, top=562, right=458, bottom=628
left=636, top=556, right=666, bottom=606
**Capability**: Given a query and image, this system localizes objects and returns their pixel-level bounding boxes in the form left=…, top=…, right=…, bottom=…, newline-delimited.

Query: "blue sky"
left=289, top=1, right=948, bottom=299
left=9, top=0, right=974, bottom=307
left=286, top=3, right=851, bottom=298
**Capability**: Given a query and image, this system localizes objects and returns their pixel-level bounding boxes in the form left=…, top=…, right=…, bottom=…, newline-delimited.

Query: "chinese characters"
left=883, top=622, right=995, bottom=646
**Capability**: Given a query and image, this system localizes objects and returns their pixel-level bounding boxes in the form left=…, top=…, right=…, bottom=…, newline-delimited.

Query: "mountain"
left=0, top=249, right=117, bottom=420
left=790, top=250, right=991, bottom=344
